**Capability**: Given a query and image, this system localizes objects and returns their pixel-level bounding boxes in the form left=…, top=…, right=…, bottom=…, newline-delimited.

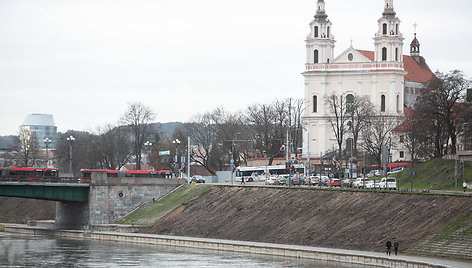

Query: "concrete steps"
left=408, top=217, right=472, bottom=260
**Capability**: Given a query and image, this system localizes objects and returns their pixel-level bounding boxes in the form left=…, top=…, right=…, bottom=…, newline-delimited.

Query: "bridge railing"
left=0, top=176, right=82, bottom=184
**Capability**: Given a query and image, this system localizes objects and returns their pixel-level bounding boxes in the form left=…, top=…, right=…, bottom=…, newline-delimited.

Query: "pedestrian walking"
left=241, top=176, right=245, bottom=184
left=464, top=181, right=468, bottom=192
left=393, top=240, right=399, bottom=255
left=386, top=239, right=392, bottom=255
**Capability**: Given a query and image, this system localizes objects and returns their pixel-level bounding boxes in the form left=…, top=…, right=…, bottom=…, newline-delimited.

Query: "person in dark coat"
left=386, top=239, right=392, bottom=255
left=393, top=240, right=399, bottom=255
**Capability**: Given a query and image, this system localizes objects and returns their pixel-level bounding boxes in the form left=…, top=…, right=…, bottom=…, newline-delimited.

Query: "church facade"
left=302, top=0, right=434, bottom=162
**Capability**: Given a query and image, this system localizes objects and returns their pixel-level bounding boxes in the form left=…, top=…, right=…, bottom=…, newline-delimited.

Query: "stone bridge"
left=0, top=172, right=186, bottom=229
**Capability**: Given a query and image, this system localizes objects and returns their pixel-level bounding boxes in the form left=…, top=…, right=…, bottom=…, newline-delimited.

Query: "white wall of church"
left=303, top=70, right=404, bottom=156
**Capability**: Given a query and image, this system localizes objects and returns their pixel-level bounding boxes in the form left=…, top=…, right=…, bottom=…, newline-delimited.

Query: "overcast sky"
left=0, top=0, right=471, bottom=136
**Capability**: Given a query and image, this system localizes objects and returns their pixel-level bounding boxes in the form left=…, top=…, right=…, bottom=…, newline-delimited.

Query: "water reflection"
left=0, top=233, right=370, bottom=267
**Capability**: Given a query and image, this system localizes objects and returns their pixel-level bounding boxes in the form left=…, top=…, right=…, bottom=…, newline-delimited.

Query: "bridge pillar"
left=55, top=201, right=89, bottom=229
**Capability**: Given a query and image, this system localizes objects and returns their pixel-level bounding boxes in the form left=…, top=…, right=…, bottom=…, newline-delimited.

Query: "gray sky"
left=1, top=0, right=471, bottom=136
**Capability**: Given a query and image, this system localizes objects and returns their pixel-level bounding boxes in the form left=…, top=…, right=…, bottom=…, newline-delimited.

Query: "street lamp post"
left=44, top=138, right=51, bottom=168
left=173, top=139, right=181, bottom=177
left=66, top=135, right=75, bottom=177
left=144, top=141, right=152, bottom=170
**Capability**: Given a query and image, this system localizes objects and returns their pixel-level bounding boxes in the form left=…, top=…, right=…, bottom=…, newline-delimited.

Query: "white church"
left=302, top=0, right=434, bottom=162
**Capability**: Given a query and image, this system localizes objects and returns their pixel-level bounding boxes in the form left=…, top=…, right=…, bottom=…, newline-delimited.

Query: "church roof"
left=356, top=50, right=434, bottom=83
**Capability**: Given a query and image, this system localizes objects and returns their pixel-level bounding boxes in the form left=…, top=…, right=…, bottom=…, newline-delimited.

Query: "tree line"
left=2, top=98, right=305, bottom=176
left=2, top=70, right=470, bottom=176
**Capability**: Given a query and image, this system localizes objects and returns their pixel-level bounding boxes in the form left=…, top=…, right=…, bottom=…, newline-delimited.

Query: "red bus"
left=79, top=169, right=173, bottom=183
left=79, top=169, right=120, bottom=183
left=0, top=167, right=59, bottom=182
left=125, top=170, right=173, bottom=178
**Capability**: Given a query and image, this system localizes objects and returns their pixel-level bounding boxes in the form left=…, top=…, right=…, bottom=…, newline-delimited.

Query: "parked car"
left=274, top=176, right=287, bottom=185
left=378, top=177, right=397, bottom=190
left=352, top=178, right=369, bottom=188
left=387, top=167, right=404, bottom=175
left=265, top=176, right=277, bottom=185
left=327, top=178, right=341, bottom=187
left=364, top=180, right=375, bottom=189
left=189, top=175, right=205, bottom=184
left=301, top=176, right=311, bottom=185
left=309, top=176, right=320, bottom=186
left=367, top=170, right=383, bottom=177
left=341, top=178, right=352, bottom=188
left=318, top=176, right=330, bottom=186
left=290, top=176, right=303, bottom=186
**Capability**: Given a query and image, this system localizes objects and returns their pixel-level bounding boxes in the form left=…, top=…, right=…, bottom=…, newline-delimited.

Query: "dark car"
left=341, top=179, right=352, bottom=188
left=189, top=175, right=205, bottom=184
left=274, top=177, right=287, bottom=185
left=290, top=176, right=303, bottom=186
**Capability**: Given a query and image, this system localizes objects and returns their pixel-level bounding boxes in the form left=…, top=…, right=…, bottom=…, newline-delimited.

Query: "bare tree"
left=96, top=124, right=131, bottom=170
left=245, top=103, right=281, bottom=164
left=416, top=70, right=471, bottom=154
left=15, top=128, right=41, bottom=167
left=325, top=93, right=349, bottom=157
left=120, top=102, right=156, bottom=170
left=361, top=114, right=400, bottom=166
left=183, top=113, right=218, bottom=175
left=348, top=95, right=375, bottom=154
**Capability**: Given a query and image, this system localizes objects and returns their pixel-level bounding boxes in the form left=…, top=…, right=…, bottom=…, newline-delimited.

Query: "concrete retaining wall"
left=88, top=173, right=186, bottom=225
left=3, top=224, right=455, bottom=268
left=53, top=173, right=186, bottom=229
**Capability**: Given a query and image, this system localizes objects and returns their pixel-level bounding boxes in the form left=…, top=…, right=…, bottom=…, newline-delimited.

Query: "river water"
left=0, top=233, right=371, bottom=267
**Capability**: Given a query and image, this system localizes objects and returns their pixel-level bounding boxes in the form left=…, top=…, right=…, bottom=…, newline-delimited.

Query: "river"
left=0, top=233, right=371, bottom=267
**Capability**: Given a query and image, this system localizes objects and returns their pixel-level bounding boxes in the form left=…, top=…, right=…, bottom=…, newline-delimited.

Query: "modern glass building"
left=20, top=114, right=58, bottom=149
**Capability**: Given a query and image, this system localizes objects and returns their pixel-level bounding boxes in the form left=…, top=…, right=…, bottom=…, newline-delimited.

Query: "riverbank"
left=2, top=223, right=470, bottom=268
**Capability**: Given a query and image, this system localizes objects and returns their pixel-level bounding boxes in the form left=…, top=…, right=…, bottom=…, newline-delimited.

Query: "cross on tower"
left=413, top=22, right=418, bottom=34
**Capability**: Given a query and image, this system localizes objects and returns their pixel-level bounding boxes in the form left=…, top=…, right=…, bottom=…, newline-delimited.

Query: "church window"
left=396, top=95, right=400, bottom=113
left=327, top=26, right=330, bottom=38
left=399, top=151, right=404, bottom=158
left=314, top=50, right=319, bottom=63
left=381, top=94, right=386, bottom=112
left=313, top=95, right=318, bottom=113
left=314, top=26, right=319, bottom=38
left=400, top=135, right=404, bottom=143
left=382, top=47, right=387, bottom=61
left=396, top=24, right=399, bottom=35
left=395, top=48, right=399, bottom=61
left=348, top=53, right=353, bottom=61
left=382, top=23, right=387, bottom=35
left=346, top=94, right=354, bottom=113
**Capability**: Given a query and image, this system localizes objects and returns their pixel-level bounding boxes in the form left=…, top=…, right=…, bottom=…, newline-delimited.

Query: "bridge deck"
left=0, top=182, right=89, bottom=202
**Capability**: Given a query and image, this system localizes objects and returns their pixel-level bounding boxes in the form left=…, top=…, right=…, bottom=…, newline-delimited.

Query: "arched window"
left=346, top=94, right=354, bottom=113
left=314, top=26, right=319, bottom=38
left=381, top=94, right=386, bottom=112
left=313, top=95, right=318, bottom=113
left=327, top=26, right=330, bottom=38
left=382, top=47, right=387, bottom=61
left=382, top=23, right=387, bottom=35
left=395, top=48, right=398, bottom=61
left=395, top=24, right=399, bottom=35
left=314, top=50, right=319, bottom=63
left=396, top=95, right=400, bottom=113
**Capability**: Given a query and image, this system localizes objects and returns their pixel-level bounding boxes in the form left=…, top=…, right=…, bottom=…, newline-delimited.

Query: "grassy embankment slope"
left=118, top=184, right=213, bottom=226
left=391, top=158, right=472, bottom=191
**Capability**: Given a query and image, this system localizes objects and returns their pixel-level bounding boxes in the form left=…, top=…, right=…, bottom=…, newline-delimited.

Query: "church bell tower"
left=306, top=0, right=335, bottom=64
left=374, top=0, right=404, bottom=62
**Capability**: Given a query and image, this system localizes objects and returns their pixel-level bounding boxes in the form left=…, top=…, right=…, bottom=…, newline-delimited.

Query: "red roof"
left=356, top=50, right=434, bottom=83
